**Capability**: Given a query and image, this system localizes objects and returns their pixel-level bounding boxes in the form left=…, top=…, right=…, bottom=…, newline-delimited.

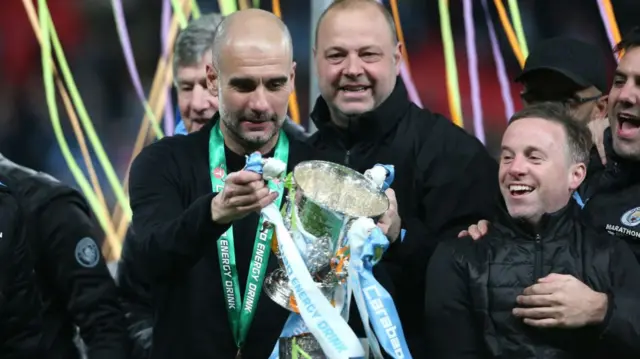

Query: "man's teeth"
left=509, top=185, right=533, bottom=192
left=343, top=87, right=366, bottom=92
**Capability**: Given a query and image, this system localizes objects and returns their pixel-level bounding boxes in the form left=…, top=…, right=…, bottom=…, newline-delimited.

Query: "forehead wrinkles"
left=220, top=40, right=291, bottom=75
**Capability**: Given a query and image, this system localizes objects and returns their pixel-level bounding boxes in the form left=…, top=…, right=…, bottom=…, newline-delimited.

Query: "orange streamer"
left=271, top=0, right=301, bottom=125
left=602, top=0, right=623, bottom=59
left=389, top=0, right=411, bottom=73
left=493, top=0, right=525, bottom=68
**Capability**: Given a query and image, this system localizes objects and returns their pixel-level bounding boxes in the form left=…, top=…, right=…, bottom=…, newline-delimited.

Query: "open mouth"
left=509, top=184, right=535, bottom=197
left=339, top=85, right=371, bottom=94
left=617, top=113, right=640, bottom=138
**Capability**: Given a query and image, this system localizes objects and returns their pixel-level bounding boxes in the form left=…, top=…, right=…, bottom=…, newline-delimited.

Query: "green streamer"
left=191, top=0, right=201, bottom=18
left=219, top=0, right=238, bottom=15
left=171, top=0, right=189, bottom=28
left=252, top=0, right=260, bottom=8
left=47, top=15, right=132, bottom=220
left=507, top=0, right=529, bottom=58
left=39, top=1, right=115, bottom=236
left=438, top=0, right=464, bottom=127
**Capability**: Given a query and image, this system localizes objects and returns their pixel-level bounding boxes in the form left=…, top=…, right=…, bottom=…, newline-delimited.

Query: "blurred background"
left=1, top=0, right=638, bottom=253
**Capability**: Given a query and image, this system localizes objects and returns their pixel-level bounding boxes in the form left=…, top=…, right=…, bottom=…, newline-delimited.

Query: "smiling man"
left=426, top=102, right=640, bottom=359
left=308, top=1, right=499, bottom=355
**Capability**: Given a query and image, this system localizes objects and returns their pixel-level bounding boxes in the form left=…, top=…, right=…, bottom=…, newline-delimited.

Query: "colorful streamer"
left=438, top=0, right=464, bottom=128
left=191, top=0, right=201, bottom=19
left=110, top=0, right=164, bottom=139
left=482, top=0, right=516, bottom=121
left=493, top=0, right=525, bottom=68
left=38, top=0, right=122, bottom=254
left=47, top=15, right=132, bottom=220
left=462, top=0, right=485, bottom=143
left=272, top=0, right=302, bottom=124
left=163, top=0, right=175, bottom=135
left=507, top=0, right=528, bottom=59
left=218, top=0, right=238, bottom=15
left=597, top=0, right=622, bottom=61
left=23, top=0, right=118, bottom=251
left=377, top=0, right=423, bottom=108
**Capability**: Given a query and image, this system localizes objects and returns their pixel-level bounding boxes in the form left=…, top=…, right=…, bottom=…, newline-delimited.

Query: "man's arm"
left=597, top=239, right=640, bottom=356
left=425, top=239, right=485, bottom=358
left=0, top=190, right=43, bottom=358
left=36, top=196, right=128, bottom=359
left=128, top=141, right=230, bottom=282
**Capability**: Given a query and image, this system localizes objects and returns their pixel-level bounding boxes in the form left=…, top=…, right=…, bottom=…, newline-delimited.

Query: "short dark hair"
left=314, top=0, right=398, bottom=47
left=614, top=26, right=640, bottom=54
left=509, top=102, right=593, bottom=165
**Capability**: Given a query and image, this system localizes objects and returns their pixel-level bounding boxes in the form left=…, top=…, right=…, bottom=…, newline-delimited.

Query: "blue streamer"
left=351, top=227, right=412, bottom=358
left=244, top=152, right=264, bottom=174
left=174, top=120, right=187, bottom=135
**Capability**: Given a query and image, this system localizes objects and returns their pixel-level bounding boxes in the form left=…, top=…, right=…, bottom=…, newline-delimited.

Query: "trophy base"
left=279, top=333, right=326, bottom=359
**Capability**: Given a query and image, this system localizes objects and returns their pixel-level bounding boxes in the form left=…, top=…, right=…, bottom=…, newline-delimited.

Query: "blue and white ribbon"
left=246, top=154, right=363, bottom=359
left=174, top=119, right=187, bottom=135
left=347, top=219, right=412, bottom=359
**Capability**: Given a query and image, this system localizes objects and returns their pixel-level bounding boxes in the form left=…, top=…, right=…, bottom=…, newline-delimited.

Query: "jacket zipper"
left=534, top=234, right=542, bottom=280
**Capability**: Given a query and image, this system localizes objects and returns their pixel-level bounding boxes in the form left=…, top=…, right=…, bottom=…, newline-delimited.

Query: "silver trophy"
left=263, top=160, right=389, bottom=358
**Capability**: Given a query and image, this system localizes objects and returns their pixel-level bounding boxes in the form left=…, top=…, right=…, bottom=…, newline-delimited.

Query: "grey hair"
left=211, top=11, right=293, bottom=73
left=172, top=13, right=224, bottom=79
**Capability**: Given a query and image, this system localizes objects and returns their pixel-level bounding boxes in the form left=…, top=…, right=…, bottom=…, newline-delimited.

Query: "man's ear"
left=206, top=64, right=218, bottom=96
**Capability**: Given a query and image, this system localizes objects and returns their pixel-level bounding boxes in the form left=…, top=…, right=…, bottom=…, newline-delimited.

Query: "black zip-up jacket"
left=0, top=183, right=43, bottom=358
left=0, top=155, right=128, bottom=359
left=308, top=78, right=499, bottom=357
left=575, top=128, right=640, bottom=261
left=129, top=117, right=397, bottom=358
left=425, top=201, right=640, bottom=359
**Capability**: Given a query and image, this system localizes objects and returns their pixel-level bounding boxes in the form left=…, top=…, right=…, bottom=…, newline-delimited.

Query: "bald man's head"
left=212, top=9, right=293, bottom=75
left=315, top=0, right=398, bottom=47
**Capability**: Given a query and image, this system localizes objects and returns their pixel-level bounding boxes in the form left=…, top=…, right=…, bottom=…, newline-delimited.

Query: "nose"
left=344, top=54, right=364, bottom=78
left=249, top=85, right=271, bottom=113
left=190, top=85, right=209, bottom=113
left=507, top=155, right=528, bottom=177
left=618, top=81, right=639, bottom=107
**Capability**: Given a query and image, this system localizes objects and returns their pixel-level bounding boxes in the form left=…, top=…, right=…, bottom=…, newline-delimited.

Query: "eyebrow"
left=228, top=76, right=288, bottom=85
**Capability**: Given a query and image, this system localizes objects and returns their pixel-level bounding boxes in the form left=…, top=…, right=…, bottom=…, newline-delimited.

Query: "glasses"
left=521, top=91, right=602, bottom=107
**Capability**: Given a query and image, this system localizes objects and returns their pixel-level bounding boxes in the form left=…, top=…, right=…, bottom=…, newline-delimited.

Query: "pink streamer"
left=375, top=0, right=422, bottom=107
left=162, top=0, right=175, bottom=135
left=462, top=0, right=485, bottom=144
left=596, top=0, right=619, bottom=62
left=481, top=0, right=515, bottom=122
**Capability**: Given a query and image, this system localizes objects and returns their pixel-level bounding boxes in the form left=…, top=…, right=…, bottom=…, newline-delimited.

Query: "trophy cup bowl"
left=263, top=160, right=389, bottom=312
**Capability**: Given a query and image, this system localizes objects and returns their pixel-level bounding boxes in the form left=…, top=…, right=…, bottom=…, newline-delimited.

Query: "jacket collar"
left=309, top=77, right=412, bottom=145
left=497, top=200, right=577, bottom=240
left=590, top=128, right=640, bottom=190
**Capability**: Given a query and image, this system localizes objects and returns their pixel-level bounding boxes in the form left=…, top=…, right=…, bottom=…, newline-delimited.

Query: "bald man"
left=128, top=9, right=313, bottom=358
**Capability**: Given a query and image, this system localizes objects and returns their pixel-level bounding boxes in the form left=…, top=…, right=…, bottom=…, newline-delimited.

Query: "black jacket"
left=308, top=78, right=499, bottom=357
left=0, top=155, right=128, bottom=359
left=0, top=183, right=43, bottom=358
left=576, top=128, right=640, bottom=261
left=425, top=202, right=640, bottom=359
left=121, top=117, right=314, bottom=359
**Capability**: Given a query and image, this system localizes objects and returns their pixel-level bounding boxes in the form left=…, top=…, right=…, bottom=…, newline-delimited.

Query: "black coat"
left=425, top=202, right=640, bottom=359
left=308, top=78, right=500, bottom=357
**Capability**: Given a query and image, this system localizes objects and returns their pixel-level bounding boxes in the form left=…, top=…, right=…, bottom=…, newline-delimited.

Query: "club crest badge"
left=620, top=207, right=640, bottom=227
left=213, top=167, right=226, bottom=180
left=75, top=237, right=100, bottom=268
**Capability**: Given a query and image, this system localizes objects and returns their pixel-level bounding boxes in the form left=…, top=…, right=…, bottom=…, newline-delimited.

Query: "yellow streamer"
left=47, top=16, right=132, bottom=220
left=271, top=0, right=301, bottom=125
left=507, top=0, right=528, bottom=59
left=218, top=0, right=238, bottom=15
left=389, top=0, right=411, bottom=73
left=494, top=0, right=525, bottom=68
left=438, top=0, right=463, bottom=128
left=601, top=0, right=622, bottom=59
left=239, top=0, right=251, bottom=10
left=38, top=0, right=122, bottom=254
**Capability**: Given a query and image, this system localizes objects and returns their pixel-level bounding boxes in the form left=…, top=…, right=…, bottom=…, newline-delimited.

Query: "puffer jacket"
left=425, top=201, right=640, bottom=359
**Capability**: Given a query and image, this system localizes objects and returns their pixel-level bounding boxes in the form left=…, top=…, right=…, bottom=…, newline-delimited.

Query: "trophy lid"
left=292, top=160, right=389, bottom=218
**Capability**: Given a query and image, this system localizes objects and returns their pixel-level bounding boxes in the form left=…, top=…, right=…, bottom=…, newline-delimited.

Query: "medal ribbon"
left=210, top=122, right=289, bottom=349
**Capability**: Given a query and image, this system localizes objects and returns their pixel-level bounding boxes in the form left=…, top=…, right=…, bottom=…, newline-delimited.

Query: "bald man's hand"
left=210, top=170, right=277, bottom=224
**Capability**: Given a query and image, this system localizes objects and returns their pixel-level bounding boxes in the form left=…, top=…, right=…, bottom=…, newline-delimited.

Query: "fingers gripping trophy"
left=247, top=154, right=411, bottom=359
